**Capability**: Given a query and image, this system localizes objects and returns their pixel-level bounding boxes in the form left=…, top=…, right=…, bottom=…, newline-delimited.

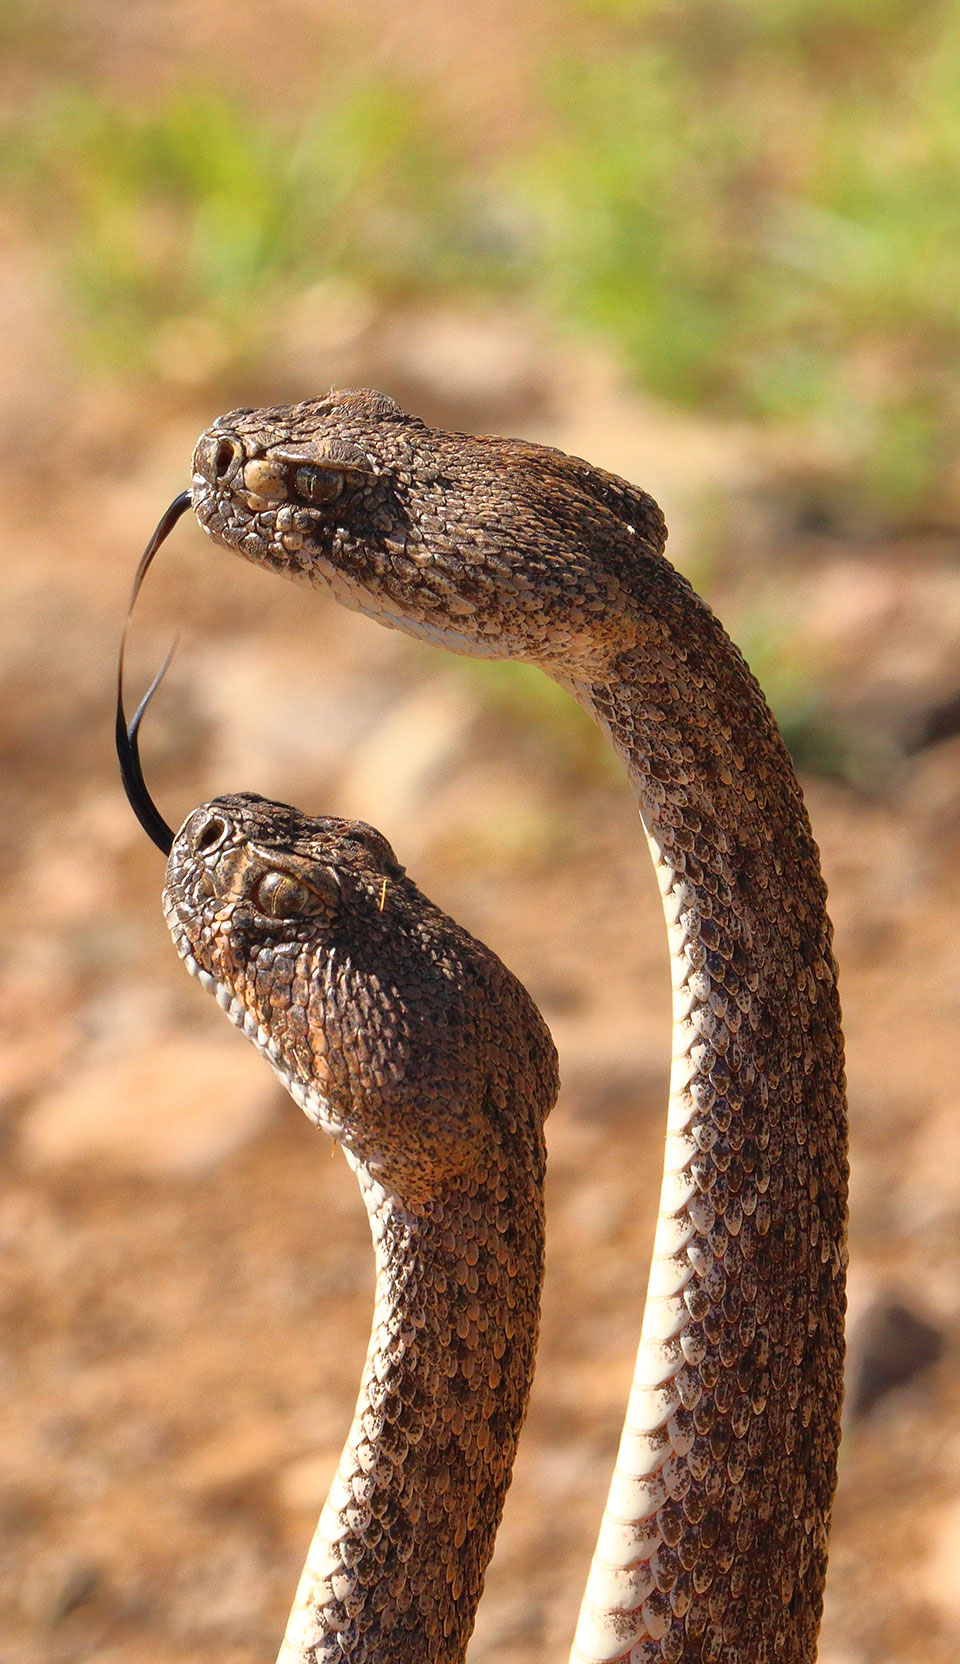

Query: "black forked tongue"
left=116, top=633, right=177, bottom=855
left=115, top=490, right=193, bottom=856
left=129, top=490, right=192, bottom=611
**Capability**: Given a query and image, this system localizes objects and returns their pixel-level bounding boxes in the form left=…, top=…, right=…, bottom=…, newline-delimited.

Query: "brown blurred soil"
left=2, top=302, right=960, bottom=1664
left=3, top=7, right=960, bottom=1663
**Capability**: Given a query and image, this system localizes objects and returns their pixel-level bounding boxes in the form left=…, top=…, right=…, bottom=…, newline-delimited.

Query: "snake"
left=119, top=387, right=847, bottom=1664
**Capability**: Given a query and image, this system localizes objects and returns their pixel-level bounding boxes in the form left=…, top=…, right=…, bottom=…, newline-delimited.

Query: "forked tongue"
left=115, top=490, right=193, bottom=855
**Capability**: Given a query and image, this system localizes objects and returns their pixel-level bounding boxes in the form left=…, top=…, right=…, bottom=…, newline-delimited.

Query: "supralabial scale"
left=120, top=389, right=846, bottom=1664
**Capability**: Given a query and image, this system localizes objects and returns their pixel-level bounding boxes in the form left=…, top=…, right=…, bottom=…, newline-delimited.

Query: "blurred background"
left=3, top=2, right=960, bottom=1660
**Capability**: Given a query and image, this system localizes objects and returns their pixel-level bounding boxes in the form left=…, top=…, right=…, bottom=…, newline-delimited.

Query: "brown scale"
left=164, top=392, right=847, bottom=1664
left=163, top=796, right=557, bottom=1664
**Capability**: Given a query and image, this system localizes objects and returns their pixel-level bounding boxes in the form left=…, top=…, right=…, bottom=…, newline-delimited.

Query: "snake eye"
left=295, top=465, right=344, bottom=506
left=254, top=868, right=339, bottom=920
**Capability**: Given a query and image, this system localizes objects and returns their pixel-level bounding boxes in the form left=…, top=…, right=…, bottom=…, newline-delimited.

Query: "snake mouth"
left=190, top=475, right=255, bottom=552
left=191, top=473, right=328, bottom=577
left=162, top=894, right=213, bottom=987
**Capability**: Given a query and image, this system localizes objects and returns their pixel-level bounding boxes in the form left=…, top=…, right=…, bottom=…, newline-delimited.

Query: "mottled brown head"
left=191, top=388, right=667, bottom=678
left=164, top=792, right=557, bottom=1209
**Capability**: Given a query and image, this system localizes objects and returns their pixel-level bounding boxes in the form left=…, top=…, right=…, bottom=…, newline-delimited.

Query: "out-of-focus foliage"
left=520, top=0, right=960, bottom=515
left=6, top=0, right=960, bottom=525
left=447, top=657, right=622, bottom=784
left=1, top=83, right=487, bottom=375
left=730, top=607, right=853, bottom=781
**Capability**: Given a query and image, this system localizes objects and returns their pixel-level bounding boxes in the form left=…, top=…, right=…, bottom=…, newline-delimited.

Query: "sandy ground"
left=2, top=302, right=960, bottom=1664
left=4, top=5, right=960, bottom=1662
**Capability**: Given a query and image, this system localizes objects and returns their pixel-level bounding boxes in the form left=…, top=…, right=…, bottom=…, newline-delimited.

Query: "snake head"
left=163, top=792, right=556, bottom=1208
left=190, top=388, right=666, bottom=678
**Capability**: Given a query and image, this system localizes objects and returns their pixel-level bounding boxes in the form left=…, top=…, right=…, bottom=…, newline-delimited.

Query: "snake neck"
left=563, top=590, right=847, bottom=1664
left=279, top=1141, right=546, bottom=1664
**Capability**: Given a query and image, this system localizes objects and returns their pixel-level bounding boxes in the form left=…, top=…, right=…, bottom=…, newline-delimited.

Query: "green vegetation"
left=2, top=83, right=482, bottom=375
left=731, top=607, right=853, bottom=782
left=519, top=0, right=960, bottom=517
left=7, top=3, right=960, bottom=516
left=6, top=0, right=956, bottom=773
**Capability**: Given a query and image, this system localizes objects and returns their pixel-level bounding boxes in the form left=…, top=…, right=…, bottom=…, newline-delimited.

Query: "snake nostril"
left=213, top=438, right=240, bottom=479
left=194, top=432, right=241, bottom=486
left=194, top=814, right=228, bottom=854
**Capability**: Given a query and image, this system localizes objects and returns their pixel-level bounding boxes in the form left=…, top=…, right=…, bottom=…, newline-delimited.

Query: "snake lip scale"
left=164, top=856, right=354, bottom=1142
left=128, top=387, right=847, bottom=1664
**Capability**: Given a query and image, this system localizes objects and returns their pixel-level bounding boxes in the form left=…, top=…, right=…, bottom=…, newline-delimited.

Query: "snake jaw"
left=162, top=795, right=360, bottom=1144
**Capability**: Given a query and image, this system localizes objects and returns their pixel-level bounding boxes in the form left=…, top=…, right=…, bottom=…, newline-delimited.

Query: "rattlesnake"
left=121, top=388, right=847, bottom=1664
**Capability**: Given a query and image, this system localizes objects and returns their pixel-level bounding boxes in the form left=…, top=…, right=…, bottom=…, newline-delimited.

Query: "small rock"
left=846, top=1298, right=945, bottom=1419
left=20, top=1034, right=275, bottom=1178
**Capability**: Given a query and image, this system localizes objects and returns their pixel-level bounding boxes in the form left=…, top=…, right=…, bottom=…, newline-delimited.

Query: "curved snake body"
left=164, top=794, right=557, bottom=1664
left=173, top=390, right=847, bottom=1664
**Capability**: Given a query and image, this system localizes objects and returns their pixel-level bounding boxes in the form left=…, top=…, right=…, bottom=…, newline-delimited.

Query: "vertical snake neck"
left=186, top=401, right=847, bottom=1663
left=161, top=794, right=558, bottom=1664
left=564, top=601, right=847, bottom=1664
left=279, top=1140, right=546, bottom=1664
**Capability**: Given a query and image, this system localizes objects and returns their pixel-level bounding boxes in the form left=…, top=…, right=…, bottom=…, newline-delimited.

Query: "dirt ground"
left=4, top=7, right=960, bottom=1664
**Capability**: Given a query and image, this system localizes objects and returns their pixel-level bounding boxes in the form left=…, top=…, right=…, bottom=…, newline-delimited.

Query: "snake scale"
left=129, top=388, right=848, bottom=1664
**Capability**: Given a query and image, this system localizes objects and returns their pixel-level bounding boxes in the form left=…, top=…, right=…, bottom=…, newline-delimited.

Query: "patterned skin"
left=164, top=793, right=557, bottom=1664
left=183, top=389, right=848, bottom=1664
